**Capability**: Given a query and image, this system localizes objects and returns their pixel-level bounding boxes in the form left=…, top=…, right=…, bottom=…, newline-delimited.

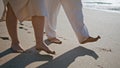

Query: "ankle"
left=36, top=42, right=47, bottom=48
left=11, top=41, right=20, bottom=45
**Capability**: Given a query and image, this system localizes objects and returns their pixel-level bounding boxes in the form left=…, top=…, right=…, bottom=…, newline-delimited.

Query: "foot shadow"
left=0, top=47, right=53, bottom=68
left=44, top=39, right=52, bottom=45
left=0, top=37, right=9, bottom=40
left=37, top=46, right=99, bottom=68
left=0, top=19, right=5, bottom=22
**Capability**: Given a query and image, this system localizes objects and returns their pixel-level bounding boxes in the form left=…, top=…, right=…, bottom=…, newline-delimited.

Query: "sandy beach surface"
left=0, top=1, right=120, bottom=68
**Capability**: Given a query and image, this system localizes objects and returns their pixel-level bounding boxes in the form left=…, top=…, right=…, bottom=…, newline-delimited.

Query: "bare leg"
left=6, top=3, right=24, bottom=52
left=32, top=16, right=55, bottom=54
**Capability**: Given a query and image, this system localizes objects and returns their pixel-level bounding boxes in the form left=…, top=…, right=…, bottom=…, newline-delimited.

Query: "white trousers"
left=45, top=0, right=89, bottom=43
left=45, top=0, right=61, bottom=39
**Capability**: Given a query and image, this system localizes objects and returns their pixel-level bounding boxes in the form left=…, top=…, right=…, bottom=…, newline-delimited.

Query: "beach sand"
left=0, top=1, right=120, bottom=68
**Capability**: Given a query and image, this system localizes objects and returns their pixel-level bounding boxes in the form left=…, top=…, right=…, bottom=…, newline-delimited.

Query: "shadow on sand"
left=0, top=46, right=99, bottom=68
left=37, top=46, right=99, bottom=68
left=0, top=47, right=53, bottom=68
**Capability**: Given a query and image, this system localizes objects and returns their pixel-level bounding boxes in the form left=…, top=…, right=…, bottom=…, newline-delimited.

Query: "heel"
left=36, top=48, right=55, bottom=55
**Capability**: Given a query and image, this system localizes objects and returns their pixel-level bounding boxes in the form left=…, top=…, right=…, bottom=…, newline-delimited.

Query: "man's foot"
left=80, top=36, right=101, bottom=44
left=36, top=43, right=55, bottom=55
left=11, top=43, right=24, bottom=53
left=48, top=38, right=62, bottom=44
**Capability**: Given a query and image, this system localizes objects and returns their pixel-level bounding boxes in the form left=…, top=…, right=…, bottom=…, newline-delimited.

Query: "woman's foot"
left=80, top=36, right=101, bottom=44
left=48, top=38, right=62, bottom=44
left=36, top=42, right=55, bottom=55
left=11, top=43, right=24, bottom=53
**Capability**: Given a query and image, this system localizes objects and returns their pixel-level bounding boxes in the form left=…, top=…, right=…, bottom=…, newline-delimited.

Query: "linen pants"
left=45, top=0, right=61, bottom=39
left=45, top=0, right=89, bottom=43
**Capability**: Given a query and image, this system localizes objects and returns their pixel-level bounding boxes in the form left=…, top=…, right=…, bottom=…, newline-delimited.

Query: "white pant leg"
left=45, top=0, right=61, bottom=39
left=60, top=0, right=89, bottom=43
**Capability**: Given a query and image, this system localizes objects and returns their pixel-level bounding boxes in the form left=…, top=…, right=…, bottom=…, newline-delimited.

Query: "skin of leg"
left=32, top=16, right=55, bottom=54
left=32, top=16, right=44, bottom=45
left=6, top=3, right=18, bottom=44
left=6, top=3, right=23, bottom=51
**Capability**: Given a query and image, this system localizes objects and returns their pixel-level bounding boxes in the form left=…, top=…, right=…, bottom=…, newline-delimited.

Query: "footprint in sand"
left=0, top=37, right=9, bottom=40
left=19, top=23, right=24, bottom=26
left=98, top=47, right=112, bottom=52
left=58, top=36, right=67, bottom=40
left=19, top=26, right=28, bottom=31
left=19, top=26, right=24, bottom=29
left=27, top=31, right=31, bottom=33
left=97, top=65, right=104, bottom=68
left=0, top=19, right=5, bottom=22
left=19, top=26, right=33, bottom=34
left=20, top=23, right=32, bottom=28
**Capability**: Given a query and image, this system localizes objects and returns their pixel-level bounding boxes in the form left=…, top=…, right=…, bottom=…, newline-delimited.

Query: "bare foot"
left=11, top=43, right=24, bottom=53
left=80, top=36, right=101, bottom=44
left=36, top=42, right=55, bottom=55
left=48, top=38, right=62, bottom=44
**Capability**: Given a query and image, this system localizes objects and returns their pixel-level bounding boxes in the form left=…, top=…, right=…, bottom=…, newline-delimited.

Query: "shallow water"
left=82, top=0, right=120, bottom=13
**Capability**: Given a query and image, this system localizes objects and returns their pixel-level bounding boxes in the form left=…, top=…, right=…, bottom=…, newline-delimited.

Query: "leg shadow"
left=0, top=48, right=13, bottom=58
left=0, top=47, right=53, bottom=68
left=37, top=46, right=99, bottom=68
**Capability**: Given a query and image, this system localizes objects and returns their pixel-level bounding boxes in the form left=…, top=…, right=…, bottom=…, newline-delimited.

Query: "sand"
left=0, top=1, right=120, bottom=68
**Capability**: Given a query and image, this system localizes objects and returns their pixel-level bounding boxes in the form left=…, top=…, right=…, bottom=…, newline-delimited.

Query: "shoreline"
left=83, top=7, right=120, bottom=14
